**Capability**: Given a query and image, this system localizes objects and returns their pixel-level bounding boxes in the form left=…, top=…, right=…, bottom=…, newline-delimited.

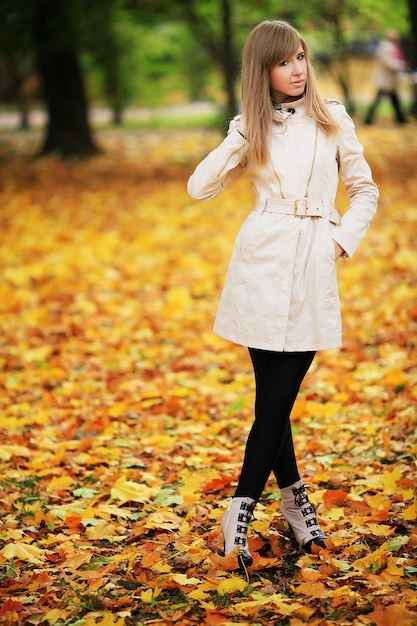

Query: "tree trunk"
left=334, top=61, right=355, bottom=114
left=181, top=0, right=238, bottom=122
left=407, top=0, right=417, bottom=117
left=221, top=0, right=238, bottom=120
left=33, top=0, right=98, bottom=156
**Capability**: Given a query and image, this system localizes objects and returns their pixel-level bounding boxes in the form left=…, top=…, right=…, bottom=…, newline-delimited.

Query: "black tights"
left=234, top=348, right=315, bottom=501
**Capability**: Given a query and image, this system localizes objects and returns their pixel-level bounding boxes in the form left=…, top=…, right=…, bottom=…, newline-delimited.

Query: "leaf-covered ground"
left=0, top=122, right=416, bottom=626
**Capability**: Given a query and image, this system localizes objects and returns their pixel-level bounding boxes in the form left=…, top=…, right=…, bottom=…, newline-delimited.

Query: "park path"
left=0, top=102, right=217, bottom=130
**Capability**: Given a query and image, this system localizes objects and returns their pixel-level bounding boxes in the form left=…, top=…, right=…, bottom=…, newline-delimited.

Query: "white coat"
left=187, top=97, right=378, bottom=352
left=375, top=39, right=405, bottom=91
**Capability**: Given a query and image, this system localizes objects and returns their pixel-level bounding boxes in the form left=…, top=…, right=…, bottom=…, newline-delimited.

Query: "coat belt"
left=255, top=198, right=342, bottom=225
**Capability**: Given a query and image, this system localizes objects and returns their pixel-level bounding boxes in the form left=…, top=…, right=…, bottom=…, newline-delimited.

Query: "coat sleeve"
left=187, top=117, right=248, bottom=201
left=331, top=105, right=379, bottom=258
left=379, top=41, right=404, bottom=72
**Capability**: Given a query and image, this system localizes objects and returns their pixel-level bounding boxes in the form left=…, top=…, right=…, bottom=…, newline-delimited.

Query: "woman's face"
left=269, top=47, right=306, bottom=103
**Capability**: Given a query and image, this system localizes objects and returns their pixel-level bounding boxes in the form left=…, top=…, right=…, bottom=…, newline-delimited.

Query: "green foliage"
left=0, top=0, right=414, bottom=113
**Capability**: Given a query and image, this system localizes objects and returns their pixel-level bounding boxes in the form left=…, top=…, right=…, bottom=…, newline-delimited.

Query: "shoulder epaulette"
left=324, top=98, right=342, bottom=105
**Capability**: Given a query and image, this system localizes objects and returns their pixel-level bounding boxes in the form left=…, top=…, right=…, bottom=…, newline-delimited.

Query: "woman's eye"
left=280, top=60, right=289, bottom=66
left=297, top=54, right=305, bottom=60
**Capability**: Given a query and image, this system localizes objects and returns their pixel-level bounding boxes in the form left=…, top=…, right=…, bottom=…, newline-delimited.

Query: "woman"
left=187, top=20, right=378, bottom=568
left=365, top=29, right=407, bottom=125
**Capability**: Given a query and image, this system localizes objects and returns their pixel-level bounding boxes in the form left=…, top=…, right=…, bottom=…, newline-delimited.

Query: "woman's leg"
left=390, top=91, right=407, bottom=123
left=272, top=421, right=300, bottom=489
left=234, top=349, right=315, bottom=501
left=221, top=348, right=326, bottom=560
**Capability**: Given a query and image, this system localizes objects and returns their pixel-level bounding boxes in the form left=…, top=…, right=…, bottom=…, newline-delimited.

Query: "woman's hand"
left=237, top=115, right=246, bottom=139
left=333, top=241, right=345, bottom=259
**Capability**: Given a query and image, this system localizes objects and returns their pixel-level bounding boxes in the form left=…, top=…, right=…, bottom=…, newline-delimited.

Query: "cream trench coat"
left=187, top=98, right=378, bottom=352
left=375, top=39, right=405, bottom=91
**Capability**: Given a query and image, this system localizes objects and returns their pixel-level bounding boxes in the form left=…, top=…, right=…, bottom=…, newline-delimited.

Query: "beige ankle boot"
left=220, top=496, right=256, bottom=566
left=280, top=480, right=326, bottom=552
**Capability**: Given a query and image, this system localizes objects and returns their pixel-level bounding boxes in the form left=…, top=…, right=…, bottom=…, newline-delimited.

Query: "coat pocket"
left=327, top=223, right=339, bottom=261
left=234, top=212, right=258, bottom=257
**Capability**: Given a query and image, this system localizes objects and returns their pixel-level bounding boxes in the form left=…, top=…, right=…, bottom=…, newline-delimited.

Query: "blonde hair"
left=241, top=20, right=339, bottom=165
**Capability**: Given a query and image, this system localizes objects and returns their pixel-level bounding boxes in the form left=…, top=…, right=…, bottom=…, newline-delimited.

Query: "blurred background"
left=0, top=0, right=416, bottom=156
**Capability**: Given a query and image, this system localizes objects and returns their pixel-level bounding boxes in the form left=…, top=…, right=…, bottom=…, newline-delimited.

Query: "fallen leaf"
left=1, top=542, right=45, bottom=564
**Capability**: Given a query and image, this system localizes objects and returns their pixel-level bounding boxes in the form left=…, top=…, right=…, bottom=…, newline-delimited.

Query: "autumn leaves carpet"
left=0, top=124, right=416, bottom=625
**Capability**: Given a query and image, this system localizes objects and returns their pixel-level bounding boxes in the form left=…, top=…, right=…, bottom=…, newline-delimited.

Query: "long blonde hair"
left=241, top=20, right=339, bottom=165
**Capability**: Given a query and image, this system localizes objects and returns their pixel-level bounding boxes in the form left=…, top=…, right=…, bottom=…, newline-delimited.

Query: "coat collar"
left=272, top=96, right=307, bottom=122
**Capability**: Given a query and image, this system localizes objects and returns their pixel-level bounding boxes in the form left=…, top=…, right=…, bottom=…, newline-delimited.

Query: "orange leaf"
left=348, top=500, right=372, bottom=515
left=203, top=475, right=234, bottom=493
left=385, top=556, right=405, bottom=577
left=204, top=609, right=231, bottom=625
left=65, top=512, right=83, bottom=529
left=323, top=489, right=349, bottom=506
left=141, top=552, right=161, bottom=568
left=318, top=562, right=339, bottom=576
left=87, top=577, right=106, bottom=590
left=295, top=581, right=326, bottom=598
left=299, top=567, right=323, bottom=581
left=370, top=604, right=417, bottom=626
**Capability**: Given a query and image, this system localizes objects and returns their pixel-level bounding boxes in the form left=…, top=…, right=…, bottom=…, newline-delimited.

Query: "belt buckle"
left=294, top=199, right=308, bottom=217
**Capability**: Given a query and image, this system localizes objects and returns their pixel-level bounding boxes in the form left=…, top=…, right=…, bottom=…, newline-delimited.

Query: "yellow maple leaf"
left=365, top=492, right=385, bottom=509
left=353, top=543, right=388, bottom=570
left=152, top=562, right=172, bottom=573
left=403, top=500, right=417, bottom=521
left=232, top=592, right=303, bottom=616
left=47, top=475, right=73, bottom=491
left=409, top=442, right=417, bottom=454
left=293, top=606, right=316, bottom=620
left=167, top=285, right=192, bottom=307
left=400, top=488, right=415, bottom=502
left=2, top=541, right=45, bottom=564
left=83, top=614, right=126, bottom=626
left=325, top=506, right=345, bottom=520
left=217, top=577, right=247, bottom=595
left=0, top=445, right=31, bottom=461
left=188, top=588, right=211, bottom=601
left=104, top=615, right=126, bottom=626
left=110, top=475, right=153, bottom=503
left=108, top=402, right=127, bottom=417
left=63, top=550, right=92, bottom=569
left=185, top=546, right=211, bottom=564
left=85, top=521, right=118, bottom=541
left=383, top=368, right=405, bottom=387
left=95, top=504, right=132, bottom=519
left=141, top=589, right=153, bottom=604
left=366, top=524, right=395, bottom=537
left=140, top=587, right=162, bottom=604
left=23, top=345, right=52, bottom=363
left=386, top=556, right=405, bottom=577
left=42, top=609, right=71, bottom=625
left=178, top=474, right=204, bottom=496
left=81, top=506, right=96, bottom=520
left=381, top=467, right=402, bottom=494
left=144, top=510, right=182, bottom=530
left=252, top=518, right=270, bottom=532
left=171, top=573, right=201, bottom=586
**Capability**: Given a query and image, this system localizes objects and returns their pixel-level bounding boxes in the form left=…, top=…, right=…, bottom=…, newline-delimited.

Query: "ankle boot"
left=280, top=480, right=326, bottom=552
left=220, top=496, right=256, bottom=567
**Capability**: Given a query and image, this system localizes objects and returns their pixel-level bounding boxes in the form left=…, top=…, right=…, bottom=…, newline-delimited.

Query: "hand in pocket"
left=333, top=241, right=345, bottom=259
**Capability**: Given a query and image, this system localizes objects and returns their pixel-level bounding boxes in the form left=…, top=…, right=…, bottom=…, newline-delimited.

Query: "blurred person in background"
left=365, top=29, right=408, bottom=125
